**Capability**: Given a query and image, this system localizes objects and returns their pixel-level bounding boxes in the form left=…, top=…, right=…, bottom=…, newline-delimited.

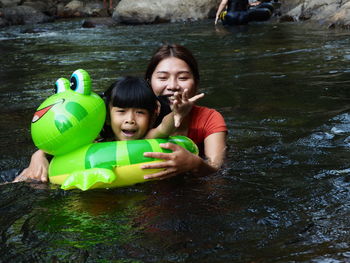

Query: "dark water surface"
left=0, top=19, right=350, bottom=262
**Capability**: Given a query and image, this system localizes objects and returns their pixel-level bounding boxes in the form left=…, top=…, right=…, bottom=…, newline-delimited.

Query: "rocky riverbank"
left=1, top=0, right=350, bottom=29
left=0, top=0, right=115, bottom=27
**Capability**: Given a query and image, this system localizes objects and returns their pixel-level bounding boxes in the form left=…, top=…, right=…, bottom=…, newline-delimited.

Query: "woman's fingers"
left=182, top=89, right=189, bottom=101
left=14, top=168, right=41, bottom=182
left=144, top=169, right=176, bottom=180
left=172, top=91, right=181, bottom=105
left=143, top=144, right=174, bottom=159
left=173, top=90, right=204, bottom=128
left=174, top=115, right=181, bottom=127
left=189, top=93, right=204, bottom=103
left=141, top=155, right=175, bottom=179
left=13, top=157, right=49, bottom=183
left=14, top=150, right=49, bottom=183
left=13, top=169, right=27, bottom=182
left=143, top=152, right=169, bottom=160
left=40, top=167, right=48, bottom=182
left=142, top=143, right=192, bottom=180
left=159, top=142, right=179, bottom=151
left=141, top=160, right=170, bottom=170
left=142, top=142, right=179, bottom=166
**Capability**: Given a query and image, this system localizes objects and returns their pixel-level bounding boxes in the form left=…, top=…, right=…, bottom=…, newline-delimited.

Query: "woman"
left=15, top=44, right=227, bottom=182
left=141, top=44, right=227, bottom=180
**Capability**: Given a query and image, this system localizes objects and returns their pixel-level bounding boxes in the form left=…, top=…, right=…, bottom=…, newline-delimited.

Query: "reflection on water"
left=0, top=19, right=349, bottom=262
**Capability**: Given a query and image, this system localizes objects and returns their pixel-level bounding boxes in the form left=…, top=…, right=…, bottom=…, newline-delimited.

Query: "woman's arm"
left=14, top=150, right=49, bottom=182
left=215, top=0, right=228, bottom=25
left=141, top=131, right=227, bottom=179
left=203, top=131, right=227, bottom=169
left=249, top=1, right=261, bottom=7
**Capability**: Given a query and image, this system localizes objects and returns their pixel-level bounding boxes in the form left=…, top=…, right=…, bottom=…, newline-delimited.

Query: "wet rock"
left=20, top=28, right=48, bottom=33
left=82, top=17, right=117, bottom=28
left=0, top=16, right=6, bottom=27
left=278, top=0, right=303, bottom=16
left=279, top=14, right=296, bottom=23
left=82, top=19, right=95, bottom=28
left=58, top=0, right=84, bottom=17
left=328, top=2, right=350, bottom=29
left=286, top=0, right=350, bottom=28
left=112, top=0, right=220, bottom=24
left=0, top=6, right=53, bottom=27
left=58, top=0, right=110, bottom=18
left=22, top=0, right=57, bottom=17
left=65, top=0, right=84, bottom=11
left=0, top=0, right=21, bottom=8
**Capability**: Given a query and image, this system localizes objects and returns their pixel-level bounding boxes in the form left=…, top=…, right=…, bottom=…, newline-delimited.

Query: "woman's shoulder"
left=190, top=105, right=227, bottom=128
left=191, top=105, right=224, bottom=119
left=188, top=105, right=227, bottom=146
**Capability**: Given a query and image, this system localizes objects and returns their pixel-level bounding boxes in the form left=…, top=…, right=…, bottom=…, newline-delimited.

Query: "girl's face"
left=151, top=57, right=196, bottom=104
left=110, top=107, right=151, bottom=141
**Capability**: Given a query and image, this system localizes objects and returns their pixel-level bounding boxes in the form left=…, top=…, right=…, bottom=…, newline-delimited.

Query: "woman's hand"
left=14, top=150, right=49, bottom=183
left=172, top=89, right=204, bottom=127
left=141, top=143, right=202, bottom=180
left=142, top=132, right=227, bottom=180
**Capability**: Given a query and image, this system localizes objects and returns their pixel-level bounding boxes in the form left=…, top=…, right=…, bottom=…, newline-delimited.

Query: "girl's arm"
left=14, top=150, right=49, bottom=182
left=141, top=131, right=227, bottom=179
left=215, top=0, right=228, bottom=25
left=145, top=90, right=204, bottom=139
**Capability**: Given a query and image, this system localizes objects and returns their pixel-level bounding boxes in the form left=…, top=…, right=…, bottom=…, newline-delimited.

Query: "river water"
left=0, top=18, right=349, bottom=262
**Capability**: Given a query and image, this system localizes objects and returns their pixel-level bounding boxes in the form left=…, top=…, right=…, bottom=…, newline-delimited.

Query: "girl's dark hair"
left=105, top=76, right=158, bottom=113
left=145, top=44, right=200, bottom=88
left=100, top=76, right=159, bottom=140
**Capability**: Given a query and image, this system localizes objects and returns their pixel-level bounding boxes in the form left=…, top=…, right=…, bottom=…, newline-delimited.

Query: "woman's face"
left=151, top=57, right=196, bottom=104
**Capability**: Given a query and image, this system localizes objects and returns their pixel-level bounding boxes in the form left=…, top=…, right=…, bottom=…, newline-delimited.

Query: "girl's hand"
left=172, top=89, right=204, bottom=127
left=14, top=150, right=49, bottom=183
left=141, top=143, right=201, bottom=180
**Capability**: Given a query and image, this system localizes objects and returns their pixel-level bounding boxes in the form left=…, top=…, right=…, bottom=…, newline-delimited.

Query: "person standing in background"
left=103, top=0, right=113, bottom=10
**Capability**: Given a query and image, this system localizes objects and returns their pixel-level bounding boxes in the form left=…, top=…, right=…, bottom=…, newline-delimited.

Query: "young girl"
left=99, top=75, right=203, bottom=141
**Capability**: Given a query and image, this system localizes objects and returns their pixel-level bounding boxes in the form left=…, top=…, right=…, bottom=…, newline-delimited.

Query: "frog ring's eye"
left=70, top=69, right=92, bottom=95
left=54, top=78, right=70, bottom=94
